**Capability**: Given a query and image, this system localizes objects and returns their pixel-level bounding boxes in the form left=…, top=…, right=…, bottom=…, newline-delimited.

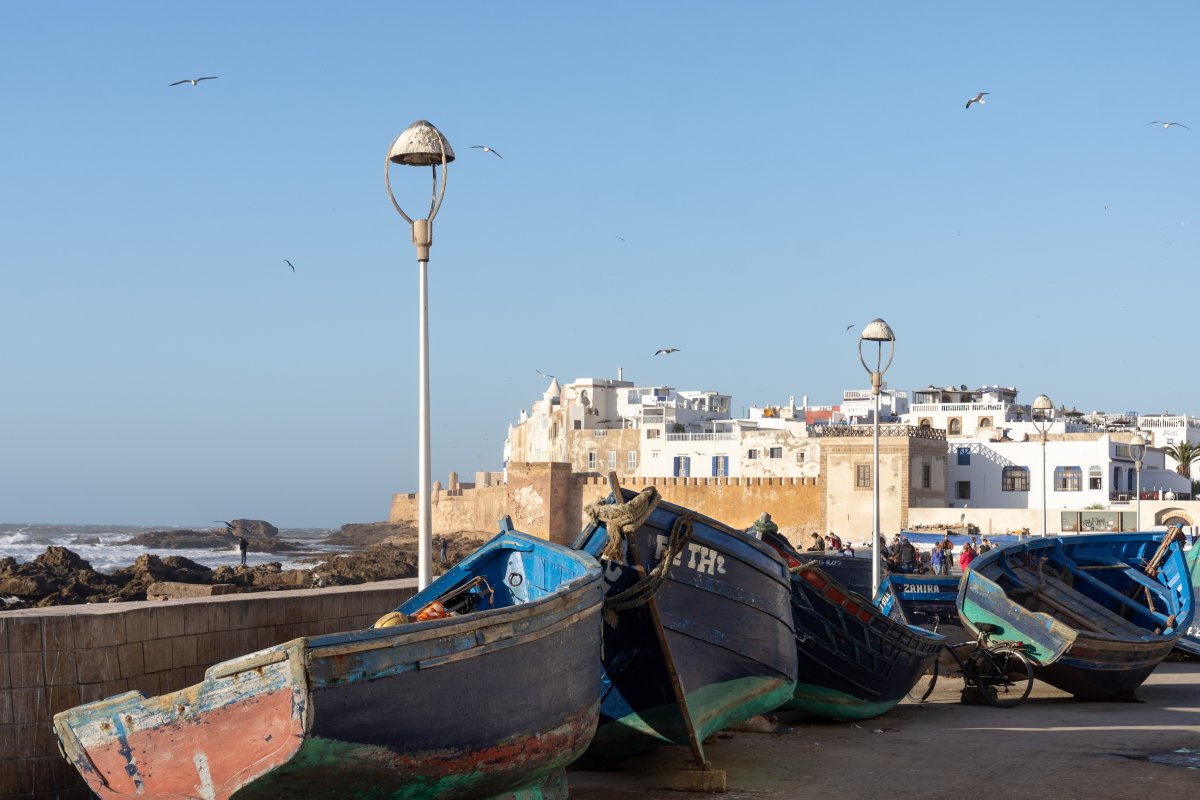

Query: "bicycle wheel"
left=905, top=657, right=939, bottom=703
left=966, top=646, right=1034, bottom=708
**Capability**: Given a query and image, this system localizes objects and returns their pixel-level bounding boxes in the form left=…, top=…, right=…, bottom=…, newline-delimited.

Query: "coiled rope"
left=584, top=487, right=695, bottom=613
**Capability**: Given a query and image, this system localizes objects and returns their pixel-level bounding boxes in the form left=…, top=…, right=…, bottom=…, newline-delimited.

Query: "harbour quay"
left=568, top=659, right=1200, bottom=799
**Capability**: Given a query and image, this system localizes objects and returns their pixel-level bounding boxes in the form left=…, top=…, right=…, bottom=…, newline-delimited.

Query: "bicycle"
left=906, top=618, right=1036, bottom=708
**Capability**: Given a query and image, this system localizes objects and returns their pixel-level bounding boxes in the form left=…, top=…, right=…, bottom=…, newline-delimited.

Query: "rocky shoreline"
left=0, top=520, right=490, bottom=610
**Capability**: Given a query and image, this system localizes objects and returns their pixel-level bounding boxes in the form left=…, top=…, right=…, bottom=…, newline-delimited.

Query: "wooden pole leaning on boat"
left=601, top=472, right=723, bottom=789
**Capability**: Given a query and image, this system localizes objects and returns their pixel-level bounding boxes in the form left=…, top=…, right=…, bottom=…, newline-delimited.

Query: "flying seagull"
left=213, top=520, right=235, bottom=531
left=535, top=369, right=555, bottom=379
left=655, top=348, right=679, bottom=356
left=283, top=259, right=295, bottom=271
left=965, top=92, right=989, bottom=109
left=170, top=77, right=219, bottom=87
left=846, top=324, right=854, bottom=331
left=1146, top=121, right=1190, bottom=130
left=471, top=145, right=503, bottom=158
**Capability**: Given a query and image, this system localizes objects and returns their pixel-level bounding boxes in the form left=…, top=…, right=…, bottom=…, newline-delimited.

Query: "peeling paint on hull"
left=54, top=531, right=604, bottom=800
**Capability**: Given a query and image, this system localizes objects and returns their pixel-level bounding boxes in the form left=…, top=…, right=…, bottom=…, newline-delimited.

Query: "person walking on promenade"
left=959, top=542, right=977, bottom=572
left=940, top=535, right=953, bottom=575
left=930, top=542, right=943, bottom=575
left=898, top=536, right=916, bottom=573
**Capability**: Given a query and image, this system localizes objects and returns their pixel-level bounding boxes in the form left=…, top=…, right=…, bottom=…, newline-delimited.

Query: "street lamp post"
left=385, top=120, right=454, bottom=591
left=1030, top=394, right=1054, bottom=538
left=1129, top=433, right=1146, bottom=532
left=858, top=319, right=895, bottom=599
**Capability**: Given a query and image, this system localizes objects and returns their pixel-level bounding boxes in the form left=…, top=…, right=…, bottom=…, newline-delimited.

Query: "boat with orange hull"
left=53, top=526, right=603, bottom=800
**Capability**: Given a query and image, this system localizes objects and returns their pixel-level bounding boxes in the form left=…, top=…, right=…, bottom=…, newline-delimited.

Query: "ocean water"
left=0, top=522, right=338, bottom=574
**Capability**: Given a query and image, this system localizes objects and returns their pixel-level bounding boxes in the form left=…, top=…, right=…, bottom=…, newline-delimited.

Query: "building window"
left=608, top=451, right=617, bottom=470
left=646, top=428, right=661, bottom=440
left=587, top=451, right=597, bottom=470
left=712, top=455, right=729, bottom=477
left=573, top=420, right=581, bottom=430
left=919, top=418, right=932, bottom=428
left=747, top=449, right=759, bottom=459
left=627, top=451, right=638, bottom=470
left=956, top=481, right=971, bottom=500
left=1002, top=466, right=1030, bottom=491
left=673, top=455, right=690, bottom=477
left=769, top=447, right=783, bottom=459
left=947, top=417, right=962, bottom=436
left=1054, top=466, right=1082, bottom=492
left=979, top=417, right=993, bottom=428
left=922, top=464, right=932, bottom=489
left=797, top=450, right=806, bottom=463
left=1088, top=465, right=1102, bottom=490
left=957, top=447, right=971, bottom=466
left=856, top=464, right=872, bottom=489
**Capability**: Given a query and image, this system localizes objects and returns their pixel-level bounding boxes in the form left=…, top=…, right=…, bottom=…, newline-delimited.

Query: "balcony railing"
left=665, top=432, right=737, bottom=442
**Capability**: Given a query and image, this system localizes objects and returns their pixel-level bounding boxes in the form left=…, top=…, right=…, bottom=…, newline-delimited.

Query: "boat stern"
left=53, top=641, right=309, bottom=800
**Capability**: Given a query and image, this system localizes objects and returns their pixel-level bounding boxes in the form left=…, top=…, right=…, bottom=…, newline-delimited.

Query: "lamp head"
left=859, top=318, right=895, bottom=343
left=1031, top=394, right=1053, bottom=412
left=1129, top=432, right=1147, bottom=461
left=388, top=120, right=456, bottom=166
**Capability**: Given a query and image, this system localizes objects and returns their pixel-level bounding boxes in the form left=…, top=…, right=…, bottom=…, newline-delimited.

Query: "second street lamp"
left=1129, top=432, right=1146, bottom=532
left=858, top=318, right=895, bottom=599
left=1030, top=394, right=1054, bottom=538
left=385, top=119, right=454, bottom=591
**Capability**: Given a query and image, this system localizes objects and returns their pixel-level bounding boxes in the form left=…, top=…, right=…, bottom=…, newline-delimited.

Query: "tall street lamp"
left=858, top=318, right=895, bottom=599
left=385, top=120, right=454, bottom=590
left=1030, top=394, right=1054, bottom=538
left=1129, top=432, right=1146, bottom=532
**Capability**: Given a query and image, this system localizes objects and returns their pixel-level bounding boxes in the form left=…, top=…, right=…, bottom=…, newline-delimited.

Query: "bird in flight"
left=170, top=77, right=219, bottom=87
left=846, top=324, right=855, bottom=331
left=965, top=92, right=989, bottom=109
left=655, top=348, right=679, bottom=356
left=213, top=520, right=235, bottom=531
left=1146, top=121, right=1190, bottom=130
left=535, top=369, right=555, bottom=379
left=471, top=145, right=503, bottom=158
left=283, top=259, right=295, bottom=271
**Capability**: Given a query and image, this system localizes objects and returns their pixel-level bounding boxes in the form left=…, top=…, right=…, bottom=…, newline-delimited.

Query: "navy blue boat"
left=875, top=573, right=964, bottom=673
left=761, top=531, right=943, bottom=720
left=573, top=484, right=797, bottom=765
left=959, top=531, right=1195, bottom=700
left=55, top=526, right=603, bottom=800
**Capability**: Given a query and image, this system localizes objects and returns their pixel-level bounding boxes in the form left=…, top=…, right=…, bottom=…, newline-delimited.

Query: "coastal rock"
left=230, top=519, right=279, bottom=538
left=310, top=544, right=418, bottom=585
left=122, top=529, right=306, bottom=553
left=322, top=521, right=417, bottom=548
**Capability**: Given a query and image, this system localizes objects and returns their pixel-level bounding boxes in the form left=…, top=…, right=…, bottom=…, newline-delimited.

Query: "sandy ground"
left=568, top=661, right=1200, bottom=799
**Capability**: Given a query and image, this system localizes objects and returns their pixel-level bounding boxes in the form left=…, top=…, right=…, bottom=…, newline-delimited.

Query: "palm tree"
left=1162, top=441, right=1200, bottom=478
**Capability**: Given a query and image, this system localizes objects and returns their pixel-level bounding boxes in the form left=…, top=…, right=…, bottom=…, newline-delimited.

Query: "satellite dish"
left=960, top=384, right=968, bottom=391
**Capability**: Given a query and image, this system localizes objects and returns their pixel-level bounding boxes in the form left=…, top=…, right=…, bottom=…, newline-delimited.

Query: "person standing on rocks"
left=239, top=535, right=248, bottom=567
left=438, top=536, right=449, bottom=564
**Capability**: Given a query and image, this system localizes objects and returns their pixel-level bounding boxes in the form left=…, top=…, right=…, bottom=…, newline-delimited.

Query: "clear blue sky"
left=3, top=3, right=1197, bottom=527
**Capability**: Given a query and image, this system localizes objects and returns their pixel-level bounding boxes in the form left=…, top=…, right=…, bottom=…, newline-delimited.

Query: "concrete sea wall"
left=1, top=579, right=418, bottom=799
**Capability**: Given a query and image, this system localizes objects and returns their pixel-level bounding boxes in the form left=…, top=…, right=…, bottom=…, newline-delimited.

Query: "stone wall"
left=569, top=475, right=823, bottom=544
left=389, top=481, right=507, bottom=533
left=0, top=579, right=418, bottom=799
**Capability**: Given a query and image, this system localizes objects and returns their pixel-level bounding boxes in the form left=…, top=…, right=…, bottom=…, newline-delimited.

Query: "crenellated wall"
left=1, top=579, right=418, bottom=799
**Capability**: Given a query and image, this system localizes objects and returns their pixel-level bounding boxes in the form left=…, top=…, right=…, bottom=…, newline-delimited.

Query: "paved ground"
left=568, top=660, right=1200, bottom=799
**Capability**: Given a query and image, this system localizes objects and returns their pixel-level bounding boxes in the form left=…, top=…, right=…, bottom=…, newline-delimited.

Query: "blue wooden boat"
left=573, top=484, right=797, bottom=765
left=1179, top=537, right=1200, bottom=656
left=53, top=525, right=603, bottom=800
left=958, top=531, right=1194, bottom=700
left=760, top=531, right=943, bottom=720
left=875, top=573, right=964, bottom=674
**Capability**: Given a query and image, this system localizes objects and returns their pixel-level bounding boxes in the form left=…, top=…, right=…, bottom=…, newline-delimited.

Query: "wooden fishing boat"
left=1177, top=536, right=1200, bottom=656
left=875, top=573, right=963, bottom=673
left=760, top=532, right=943, bottom=720
left=958, top=530, right=1194, bottom=700
left=53, top=525, right=603, bottom=800
left=573, top=481, right=797, bottom=765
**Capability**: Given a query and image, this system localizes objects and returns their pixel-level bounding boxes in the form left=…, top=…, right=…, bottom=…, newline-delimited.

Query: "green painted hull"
left=233, top=728, right=578, bottom=800
left=587, top=675, right=795, bottom=758
left=783, top=683, right=900, bottom=721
